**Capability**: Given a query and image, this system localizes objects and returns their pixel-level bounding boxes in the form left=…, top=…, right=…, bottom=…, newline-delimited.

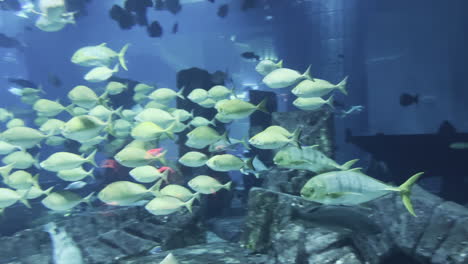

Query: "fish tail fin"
left=161, top=169, right=170, bottom=184
left=223, top=181, right=232, bottom=191
left=302, top=65, right=314, bottom=81
left=19, top=188, right=31, bottom=208
left=184, top=196, right=196, bottom=214
left=276, top=60, right=283, bottom=68
left=341, top=159, right=359, bottom=170
left=256, top=98, right=269, bottom=114
left=99, top=91, right=110, bottom=106
left=64, top=104, right=75, bottom=116
left=0, top=164, right=14, bottom=179
left=326, top=95, right=335, bottom=109
left=149, top=179, right=163, bottom=195
left=194, top=192, right=201, bottom=201
left=105, top=113, right=115, bottom=136
left=156, top=150, right=168, bottom=165
left=245, top=157, right=255, bottom=171
left=229, top=86, right=236, bottom=97
left=112, top=64, right=120, bottom=73
left=32, top=174, right=41, bottom=189
left=43, top=186, right=54, bottom=196
left=221, top=130, right=230, bottom=144
left=83, top=192, right=95, bottom=207
left=88, top=168, right=96, bottom=180
left=189, top=109, right=195, bottom=119
left=209, top=116, right=217, bottom=126
left=336, top=76, right=348, bottom=95
left=118, top=44, right=130, bottom=71
left=398, top=172, right=424, bottom=217
left=177, top=86, right=185, bottom=99
left=38, top=84, right=46, bottom=95
left=239, top=136, right=250, bottom=150
left=86, top=149, right=98, bottom=167
left=164, top=122, right=176, bottom=140
left=290, top=128, right=302, bottom=148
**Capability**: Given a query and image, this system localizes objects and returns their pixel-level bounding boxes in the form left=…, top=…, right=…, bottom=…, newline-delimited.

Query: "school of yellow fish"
left=0, top=40, right=423, bottom=262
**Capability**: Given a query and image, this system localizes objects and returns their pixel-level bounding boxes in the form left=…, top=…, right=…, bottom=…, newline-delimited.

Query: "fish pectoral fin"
left=326, top=192, right=363, bottom=199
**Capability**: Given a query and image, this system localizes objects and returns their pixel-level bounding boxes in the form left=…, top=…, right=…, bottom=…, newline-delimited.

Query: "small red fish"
left=158, top=166, right=175, bottom=174
left=100, top=159, right=120, bottom=172
left=147, top=148, right=164, bottom=157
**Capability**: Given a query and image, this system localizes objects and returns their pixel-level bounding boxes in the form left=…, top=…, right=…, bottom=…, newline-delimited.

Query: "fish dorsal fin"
left=304, top=145, right=319, bottom=150
left=98, top=43, right=107, bottom=47
left=347, top=167, right=362, bottom=172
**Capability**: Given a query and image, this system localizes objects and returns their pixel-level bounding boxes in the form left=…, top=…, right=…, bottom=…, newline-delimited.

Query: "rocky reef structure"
left=240, top=186, right=468, bottom=264
left=0, top=206, right=205, bottom=264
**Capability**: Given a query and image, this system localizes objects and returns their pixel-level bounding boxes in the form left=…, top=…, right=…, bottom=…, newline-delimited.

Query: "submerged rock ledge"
left=240, top=186, right=468, bottom=264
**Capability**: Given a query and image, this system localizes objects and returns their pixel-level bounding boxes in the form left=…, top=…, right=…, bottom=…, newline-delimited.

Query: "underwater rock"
left=257, top=110, right=334, bottom=194
left=0, top=206, right=205, bottom=264
left=119, top=242, right=268, bottom=264
left=240, top=186, right=468, bottom=264
left=272, top=109, right=334, bottom=157
left=261, top=168, right=311, bottom=195
left=205, top=216, right=244, bottom=242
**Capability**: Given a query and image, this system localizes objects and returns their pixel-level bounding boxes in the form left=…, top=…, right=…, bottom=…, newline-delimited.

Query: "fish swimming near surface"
left=124, top=0, right=153, bottom=26
left=400, top=93, right=418, bottom=106
left=241, top=51, right=260, bottom=61
left=300, top=170, right=424, bottom=216
left=109, top=4, right=136, bottom=30
left=154, top=0, right=181, bottom=14
left=217, top=4, right=228, bottom=18
left=147, top=20, right=163, bottom=38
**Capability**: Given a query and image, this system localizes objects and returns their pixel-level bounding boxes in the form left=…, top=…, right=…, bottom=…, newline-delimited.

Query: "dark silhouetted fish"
left=400, top=93, right=418, bottom=106
left=154, top=0, right=181, bottom=14
left=0, top=0, right=21, bottom=11
left=110, top=4, right=136, bottom=30
left=147, top=21, right=163, bottom=38
left=166, top=0, right=181, bottom=14
left=217, top=4, right=228, bottom=18
left=241, top=0, right=256, bottom=11
left=241, top=51, right=260, bottom=61
left=154, top=0, right=164, bottom=10
left=7, top=78, right=37, bottom=88
left=172, top=23, right=178, bottom=34
left=0, top=33, right=23, bottom=50
left=124, top=0, right=152, bottom=26
left=48, top=74, right=62, bottom=88
left=211, top=70, right=230, bottom=85
left=207, top=0, right=215, bottom=3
